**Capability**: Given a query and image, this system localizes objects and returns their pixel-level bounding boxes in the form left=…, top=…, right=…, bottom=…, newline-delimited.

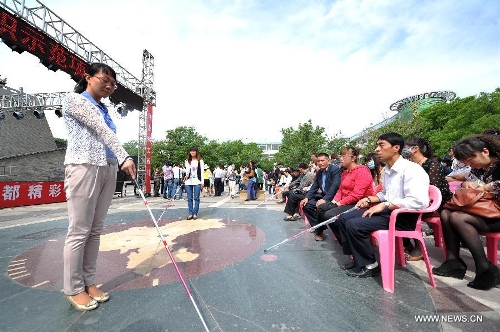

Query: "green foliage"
left=54, top=137, right=67, bottom=149
left=124, top=87, right=500, bottom=169
left=421, top=88, right=500, bottom=155
left=145, top=128, right=266, bottom=170
left=326, top=136, right=350, bottom=155
left=273, top=119, right=328, bottom=166
left=353, top=116, right=427, bottom=156
left=123, top=140, right=139, bottom=157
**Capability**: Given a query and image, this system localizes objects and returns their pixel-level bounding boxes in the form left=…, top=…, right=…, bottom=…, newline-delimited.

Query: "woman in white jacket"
left=184, top=146, right=205, bottom=220
left=62, top=63, right=135, bottom=311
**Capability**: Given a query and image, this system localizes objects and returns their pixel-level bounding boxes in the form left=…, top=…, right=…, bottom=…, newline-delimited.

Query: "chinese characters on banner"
left=0, top=182, right=66, bottom=208
left=145, top=104, right=153, bottom=194
left=0, top=7, right=87, bottom=80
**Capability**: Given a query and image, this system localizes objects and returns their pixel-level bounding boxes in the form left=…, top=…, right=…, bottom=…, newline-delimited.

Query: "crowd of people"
left=149, top=129, right=500, bottom=291
left=270, top=130, right=500, bottom=290
left=59, top=62, right=498, bottom=314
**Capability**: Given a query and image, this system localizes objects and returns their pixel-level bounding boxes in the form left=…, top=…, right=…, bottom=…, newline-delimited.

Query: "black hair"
left=298, top=162, right=308, bottom=169
left=378, top=132, right=404, bottom=154
left=316, top=152, right=330, bottom=159
left=441, top=155, right=452, bottom=165
left=483, top=128, right=500, bottom=135
left=74, top=63, right=117, bottom=93
left=405, top=137, right=433, bottom=158
left=187, top=146, right=201, bottom=162
left=453, top=135, right=500, bottom=161
left=364, top=152, right=382, bottom=185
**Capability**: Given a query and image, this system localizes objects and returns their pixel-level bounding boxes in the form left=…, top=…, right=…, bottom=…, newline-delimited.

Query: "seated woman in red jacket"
left=317, top=146, right=374, bottom=243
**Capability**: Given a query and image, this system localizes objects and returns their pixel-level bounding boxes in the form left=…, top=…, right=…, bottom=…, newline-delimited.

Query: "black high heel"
left=467, top=262, right=500, bottom=290
left=432, top=258, right=467, bottom=279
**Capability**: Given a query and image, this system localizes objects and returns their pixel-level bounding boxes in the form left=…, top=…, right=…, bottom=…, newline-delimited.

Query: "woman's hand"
left=356, top=197, right=371, bottom=208
left=121, top=159, right=136, bottom=179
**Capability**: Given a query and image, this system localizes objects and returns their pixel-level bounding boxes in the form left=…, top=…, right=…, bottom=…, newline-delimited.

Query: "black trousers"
left=337, top=209, right=418, bottom=268
left=316, top=203, right=356, bottom=245
left=302, top=194, right=325, bottom=235
left=214, top=178, right=223, bottom=196
left=284, top=191, right=306, bottom=215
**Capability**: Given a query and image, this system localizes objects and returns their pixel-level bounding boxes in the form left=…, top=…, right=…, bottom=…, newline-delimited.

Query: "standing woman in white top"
left=62, top=63, right=136, bottom=311
left=184, top=146, right=205, bottom=220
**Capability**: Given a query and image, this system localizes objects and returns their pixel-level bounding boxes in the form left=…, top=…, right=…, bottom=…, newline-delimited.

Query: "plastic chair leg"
left=485, top=236, right=499, bottom=266
left=373, top=231, right=395, bottom=293
left=417, top=236, right=437, bottom=287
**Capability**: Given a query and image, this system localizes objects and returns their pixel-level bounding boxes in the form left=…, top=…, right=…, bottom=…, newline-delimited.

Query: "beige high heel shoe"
left=65, top=295, right=98, bottom=311
left=85, top=285, right=110, bottom=303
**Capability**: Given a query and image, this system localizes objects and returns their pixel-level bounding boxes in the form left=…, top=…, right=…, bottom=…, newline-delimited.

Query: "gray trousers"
left=63, top=163, right=117, bottom=295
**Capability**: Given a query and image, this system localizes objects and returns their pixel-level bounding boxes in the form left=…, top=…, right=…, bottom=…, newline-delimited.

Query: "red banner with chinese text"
left=0, top=7, right=87, bottom=80
left=0, top=182, right=66, bottom=208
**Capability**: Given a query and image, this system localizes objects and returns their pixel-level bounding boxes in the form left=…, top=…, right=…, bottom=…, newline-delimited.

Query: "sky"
left=1, top=0, right=499, bottom=144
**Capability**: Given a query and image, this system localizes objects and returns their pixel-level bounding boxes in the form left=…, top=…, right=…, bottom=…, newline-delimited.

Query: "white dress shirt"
left=376, top=156, right=430, bottom=210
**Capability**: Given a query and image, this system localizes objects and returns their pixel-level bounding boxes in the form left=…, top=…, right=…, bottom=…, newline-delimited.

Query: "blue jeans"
left=170, top=178, right=179, bottom=198
left=185, top=184, right=201, bottom=215
left=163, top=179, right=174, bottom=198
left=247, top=178, right=256, bottom=200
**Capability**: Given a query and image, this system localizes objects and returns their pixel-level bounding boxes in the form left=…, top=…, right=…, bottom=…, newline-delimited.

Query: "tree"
left=212, top=140, right=263, bottom=168
left=349, top=88, right=500, bottom=157
left=123, top=140, right=139, bottom=157
left=326, top=136, right=350, bottom=155
left=420, top=89, right=500, bottom=155
left=273, top=119, right=328, bottom=166
left=163, top=126, right=208, bottom=164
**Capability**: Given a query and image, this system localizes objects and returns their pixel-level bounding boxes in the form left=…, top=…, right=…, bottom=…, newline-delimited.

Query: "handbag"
left=443, top=188, right=500, bottom=219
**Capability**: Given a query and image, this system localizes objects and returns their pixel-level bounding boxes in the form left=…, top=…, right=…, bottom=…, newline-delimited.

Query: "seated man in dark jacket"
left=300, top=152, right=342, bottom=241
left=283, top=163, right=314, bottom=221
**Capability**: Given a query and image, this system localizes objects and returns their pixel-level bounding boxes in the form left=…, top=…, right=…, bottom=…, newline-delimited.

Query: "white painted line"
left=32, top=280, right=50, bottom=288
left=8, top=262, right=26, bottom=267
left=7, top=266, right=25, bottom=272
left=0, top=217, right=66, bottom=230
left=209, top=196, right=231, bottom=208
left=10, top=259, right=27, bottom=263
left=9, top=270, right=28, bottom=276
left=11, top=273, right=30, bottom=279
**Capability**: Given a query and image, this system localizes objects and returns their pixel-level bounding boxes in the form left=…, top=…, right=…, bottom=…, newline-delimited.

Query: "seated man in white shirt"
left=337, top=132, right=430, bottom=278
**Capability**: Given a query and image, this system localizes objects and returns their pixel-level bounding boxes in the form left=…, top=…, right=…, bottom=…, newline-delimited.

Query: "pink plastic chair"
left=478, top=231, right=500, bottom=266
left=422, top=211, right=447, bottom=259
left=422, top=180, right=460, bottom=259
left=370, top=185, right=442, bottom=293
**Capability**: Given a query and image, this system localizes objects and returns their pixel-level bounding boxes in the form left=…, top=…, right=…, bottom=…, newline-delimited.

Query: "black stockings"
left=441, top=210, right=490, bottom=274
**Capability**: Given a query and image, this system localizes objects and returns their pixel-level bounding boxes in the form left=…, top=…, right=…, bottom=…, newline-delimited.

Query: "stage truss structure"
left=0, top=0, right=156, bottom=193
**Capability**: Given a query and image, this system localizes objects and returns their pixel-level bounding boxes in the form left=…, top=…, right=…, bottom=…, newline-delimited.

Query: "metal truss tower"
left=1, top=0, right=156, bottom=193
left=0, top=91, right=66, bottom=112
left=0, top=0, right=143, bottom=96
left=137, top=50, right=156, bottom=194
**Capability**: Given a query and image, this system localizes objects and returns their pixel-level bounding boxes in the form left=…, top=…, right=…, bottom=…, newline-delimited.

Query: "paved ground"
left=0, top=189, right=498, bottom=332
